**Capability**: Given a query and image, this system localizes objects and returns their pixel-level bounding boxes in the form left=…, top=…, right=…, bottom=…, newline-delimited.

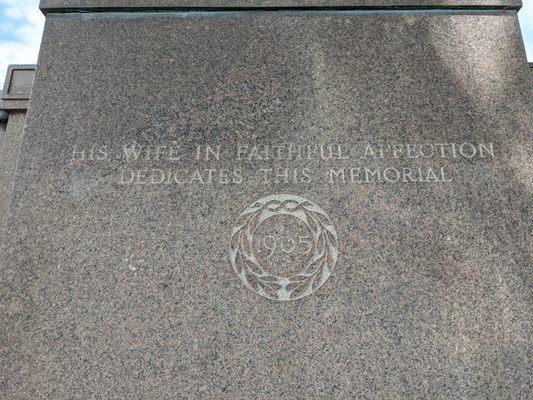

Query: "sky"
left=0, top=1, right=532, bottom=88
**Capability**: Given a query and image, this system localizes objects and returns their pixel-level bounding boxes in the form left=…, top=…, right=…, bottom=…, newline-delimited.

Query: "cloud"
left=0, top=0, right=44, bottom=88
left=518, top=1, right=533, bottom=61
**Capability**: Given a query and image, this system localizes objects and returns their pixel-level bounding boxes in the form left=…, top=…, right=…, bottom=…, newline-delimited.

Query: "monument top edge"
left=40, top=1, right=523, bottom=14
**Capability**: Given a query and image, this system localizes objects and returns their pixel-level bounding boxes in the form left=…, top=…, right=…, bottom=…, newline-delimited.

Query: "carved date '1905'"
left=255, top=235, right=312, bottom=259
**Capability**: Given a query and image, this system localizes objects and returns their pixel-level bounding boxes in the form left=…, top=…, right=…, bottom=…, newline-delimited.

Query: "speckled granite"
left=1, top=65, right=36, bottom=111
left=0, top=112, right=27, bottom=237
left=0, top=121, right=6, bottom=144
left=2, top=69, right=35, bottom=99
left=1, top=8, right=532, bottom=400
left=39, top=0, right=523, bottom=13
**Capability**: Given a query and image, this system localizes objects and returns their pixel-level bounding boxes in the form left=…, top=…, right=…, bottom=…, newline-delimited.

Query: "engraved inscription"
left=70, top=141, right=497, bottom=186
left=229, top=194, right=339, bottom=301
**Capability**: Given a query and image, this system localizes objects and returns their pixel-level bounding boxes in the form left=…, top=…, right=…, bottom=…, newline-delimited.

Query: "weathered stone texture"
left=39, top=0, right=523, bottom=12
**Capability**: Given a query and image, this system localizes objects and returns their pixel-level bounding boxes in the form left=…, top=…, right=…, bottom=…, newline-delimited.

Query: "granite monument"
left=1, top=1, right=531, bottom=399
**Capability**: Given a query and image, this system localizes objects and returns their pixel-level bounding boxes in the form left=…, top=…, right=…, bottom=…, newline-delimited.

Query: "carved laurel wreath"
left=229, top=194, right=338, bottom=301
